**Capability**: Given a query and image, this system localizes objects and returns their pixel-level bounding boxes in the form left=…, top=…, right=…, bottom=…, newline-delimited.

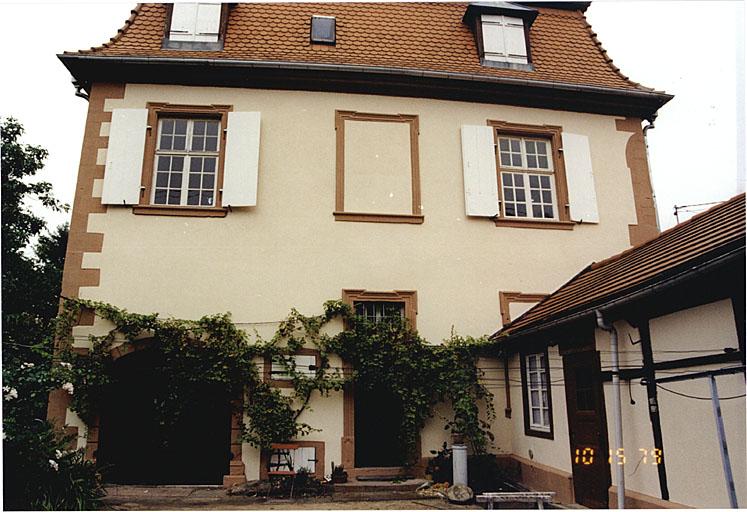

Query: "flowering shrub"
left=3, top=344, right=104, bottom=510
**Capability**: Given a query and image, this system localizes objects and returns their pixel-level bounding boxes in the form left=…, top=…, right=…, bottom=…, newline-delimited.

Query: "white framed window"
left=153, top=118, right=220, bottom=207
left=481, top=15, right=528, bottom=64
left=270, top=354, right=318, bottom=381
left=524, top=352, right=551, bottom=434
left=169, top=3, right=222, bottom=43
left=498, top=136, right=558, bottom=220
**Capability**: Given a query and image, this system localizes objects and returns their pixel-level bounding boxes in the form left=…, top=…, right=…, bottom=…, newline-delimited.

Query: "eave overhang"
left=58, top=54, right=673, bottom=121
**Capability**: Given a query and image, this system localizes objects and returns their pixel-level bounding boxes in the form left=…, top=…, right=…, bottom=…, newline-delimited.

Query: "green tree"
left=2, top=117, right=103, bottom=509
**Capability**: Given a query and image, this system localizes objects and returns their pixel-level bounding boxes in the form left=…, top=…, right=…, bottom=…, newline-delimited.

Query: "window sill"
left=132, top=205, right=228, bottom=218
left=524, top=428, right=554, bottom=440
left=334, top=211, right=424, bottom=224
left=495, top=218, right=574, bottom=230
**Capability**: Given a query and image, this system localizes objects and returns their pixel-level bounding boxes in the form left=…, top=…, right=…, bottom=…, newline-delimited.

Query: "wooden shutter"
left=461, top=125, right=500, bottom=217
left=504, top=17, right=527, bottom=60
left=222, top=111, right=261, bottom=207
left=169, top=3, right=198, bottom=40
left=101, top=109, right=148, bottom=205
left=293, top=447, right=316, bottom=473
left=562, top=132, right=599, bottom=223
left=195, top=3, right=222, bottom=42
left=481, top=17, right=506, bottom=57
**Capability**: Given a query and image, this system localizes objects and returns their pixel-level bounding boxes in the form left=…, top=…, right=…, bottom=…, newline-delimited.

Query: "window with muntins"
left=354, top=301, right=405, bottom=323
left=498, top=135, right=558, bottom=220
left=153, top=118, right=220, bottom=207
left=523, top=352, right=552, bottom=435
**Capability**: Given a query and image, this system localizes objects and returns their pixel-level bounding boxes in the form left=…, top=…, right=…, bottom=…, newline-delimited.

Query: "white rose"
left=21, top=362, right=35, bottom=369
left=4, top=388, right=18, bottom=401
left=55, top=449, right=64, bottom=459
left=49, top=459, right=59, bottom=471
left=59, top=362, right=73, bottom=369
left=61, top=382, right=74, bottom=395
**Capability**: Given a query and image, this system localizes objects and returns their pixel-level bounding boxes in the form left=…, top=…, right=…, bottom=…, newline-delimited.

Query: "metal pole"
left=709, top=375, right=738, bottom=508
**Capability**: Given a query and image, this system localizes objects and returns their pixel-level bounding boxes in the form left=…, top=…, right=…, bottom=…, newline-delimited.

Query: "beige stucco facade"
left=65, top=82, right=650, bottom=482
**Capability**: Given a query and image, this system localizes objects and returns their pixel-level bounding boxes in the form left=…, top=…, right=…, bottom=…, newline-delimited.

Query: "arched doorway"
left=96, top=347, right=232, bottom=484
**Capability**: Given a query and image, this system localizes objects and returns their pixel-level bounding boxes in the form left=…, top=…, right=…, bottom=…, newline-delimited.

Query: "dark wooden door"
left=354, top=384, right=405, bottom=468
left=563, top=350, right=611, bottom=508
left=98, top=349, right=231, bottom=484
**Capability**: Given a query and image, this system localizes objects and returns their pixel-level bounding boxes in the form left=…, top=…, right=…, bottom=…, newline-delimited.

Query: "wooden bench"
left=476, top=491, right=555, bottom=509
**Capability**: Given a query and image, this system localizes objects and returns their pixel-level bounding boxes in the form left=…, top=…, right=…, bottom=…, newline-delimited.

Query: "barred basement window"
left=153, top=118, right=221, bottom=207
left=354, top=301, right=405, bottom=323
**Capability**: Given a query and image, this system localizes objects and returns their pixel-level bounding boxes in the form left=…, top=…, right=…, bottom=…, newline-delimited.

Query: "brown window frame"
left=499, top=291, right=547, bottom=419
left=263, top=348, right=322, bottom=389
left=335, top=110, right=423, bottom=225
left=259, top=441, right=325, bottom=480
left=489, top=120, right=574, bottom=230
left=520, top=348, right=554, bottom=439
left=133, top=103, right=232, bottom=218
left=342, top=289, right=417, bottom=330
left=499, top=291, right=548, bottom=326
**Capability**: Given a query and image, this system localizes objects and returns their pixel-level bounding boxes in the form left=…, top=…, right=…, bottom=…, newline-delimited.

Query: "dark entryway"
left=97, top=348, right=232, bottom=484
left=563, top=350, right=611, bottom=508
left=354, top=384, right=405, bottom=468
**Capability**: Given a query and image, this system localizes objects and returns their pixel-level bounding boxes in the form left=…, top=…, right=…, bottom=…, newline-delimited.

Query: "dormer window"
left=310, top=16, right=336, bottom=44
left=163, top=3, right=226, bottom=50
left=481, top=15, right=528, bottom=65
left=462, top=2, right=537, bottom=71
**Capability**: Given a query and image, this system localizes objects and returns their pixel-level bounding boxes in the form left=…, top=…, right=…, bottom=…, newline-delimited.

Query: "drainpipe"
left=642, top=116, right=661, bottom=232
left=596, top=310, right=625, bottom=509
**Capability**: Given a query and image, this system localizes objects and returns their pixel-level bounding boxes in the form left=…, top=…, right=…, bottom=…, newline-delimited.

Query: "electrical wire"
left=655, top=384, right=746, bottom=401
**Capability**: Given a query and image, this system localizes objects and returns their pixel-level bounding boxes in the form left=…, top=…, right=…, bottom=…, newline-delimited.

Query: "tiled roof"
left=495, top=193, right=746, bottom=340
left=65, top=2, right=654, bottom=92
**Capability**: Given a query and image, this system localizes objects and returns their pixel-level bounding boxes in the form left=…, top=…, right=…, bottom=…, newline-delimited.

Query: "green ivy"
left=54, top=298, right=494, bottom=462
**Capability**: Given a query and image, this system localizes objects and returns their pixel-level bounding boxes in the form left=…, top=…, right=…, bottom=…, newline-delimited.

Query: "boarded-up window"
left=335, top=111, right=422, bottom=224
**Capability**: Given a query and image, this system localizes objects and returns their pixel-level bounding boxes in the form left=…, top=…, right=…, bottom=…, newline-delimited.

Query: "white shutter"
left=195, top=3, right=221, bottom=42
left=222, top=111, right=261, bottom=207
left=101, top=109, right=148, bottom=205
left=293, top=447, right=316, bottom=473
left=169, top=3, right=198, bottom=41
left=461, top=125, right=500, bottom=217
left=562, top=132, right=599, bottom=223
left=481, top=22, right=506, bottom=57
left=504, top=18, right=527, bottom=60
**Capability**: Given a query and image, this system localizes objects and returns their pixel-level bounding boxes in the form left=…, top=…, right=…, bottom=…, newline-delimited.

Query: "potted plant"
left=330, top=462, right=348, bottom=484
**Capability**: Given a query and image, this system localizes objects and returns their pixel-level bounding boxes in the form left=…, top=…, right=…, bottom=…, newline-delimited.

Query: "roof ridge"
left=589, top=193, right=746, bottom=271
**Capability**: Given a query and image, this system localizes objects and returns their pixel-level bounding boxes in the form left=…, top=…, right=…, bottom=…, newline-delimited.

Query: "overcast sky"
left=0, top=0, right=744, bottom=233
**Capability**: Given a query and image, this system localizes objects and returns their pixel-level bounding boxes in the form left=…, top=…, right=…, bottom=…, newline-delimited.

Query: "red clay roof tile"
left=67, top=2, right=656, bottom=92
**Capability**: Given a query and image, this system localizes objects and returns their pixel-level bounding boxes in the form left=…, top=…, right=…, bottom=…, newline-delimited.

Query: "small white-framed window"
left=525, top=352, right=551, bottom=432
left=481, top=15, right=528, bottom=64
left=169, top=3, right=222, bottom=43
left=153, top=118, right=220, bottom=207
left=498, top=136, right=558, bottom=220
left=270, top=354, right=318, bottom=381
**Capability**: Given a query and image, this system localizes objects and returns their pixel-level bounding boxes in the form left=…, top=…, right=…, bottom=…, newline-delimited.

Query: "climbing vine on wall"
left=55, top=298, right=494, bottom=463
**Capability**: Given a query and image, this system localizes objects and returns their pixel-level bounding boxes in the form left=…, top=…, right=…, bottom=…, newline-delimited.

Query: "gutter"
left=492, top=245, right=745, bottom=346
left=57, top=54, right=673, bottom=120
